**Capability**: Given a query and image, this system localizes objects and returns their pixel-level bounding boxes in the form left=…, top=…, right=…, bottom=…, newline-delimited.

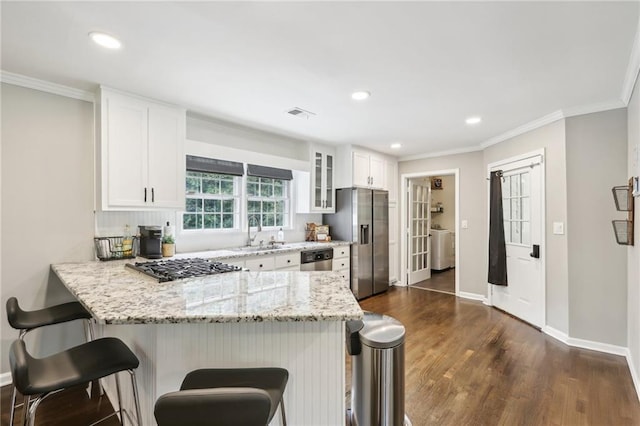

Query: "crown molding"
left=400, top=97, right=628, bottom=162
left=480, top=110, right=564, bottom=149
left=622, top=17, right=640, bottom=105
left=0, top=70, right=95, bottom=102
left=398, top=145, right=482, bottom=162
left=562, top=99, right=627, bottom=118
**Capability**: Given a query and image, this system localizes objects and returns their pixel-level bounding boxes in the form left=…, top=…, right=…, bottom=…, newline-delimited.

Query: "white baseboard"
left=542, top=325, right=569, bottom=344
left=543, top=325, right=628, bottom=356
left=626, top=349, right=640, bottom=402
left=566, top=336, right=627, bottom=356
left=1, top=372, right=12, bottom=387
left=458, top=291, right=487, bottom=303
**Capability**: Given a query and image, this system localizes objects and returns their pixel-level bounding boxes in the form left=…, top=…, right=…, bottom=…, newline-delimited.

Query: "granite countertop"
left=174, top=240, right=351, bottom=261
left=52, top=254, right=362, bottom=325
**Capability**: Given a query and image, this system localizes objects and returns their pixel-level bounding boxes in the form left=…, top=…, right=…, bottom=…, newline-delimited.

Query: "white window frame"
left=246, top=176, right=291, bottom=230
left=182, top=171, right=242, bottom=232
left=502, top=170, right=531, bottom=247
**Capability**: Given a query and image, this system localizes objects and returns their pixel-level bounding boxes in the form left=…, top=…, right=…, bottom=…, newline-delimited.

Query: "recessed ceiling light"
left=465, top=116, right=482, bottom=125
left=390, top=143, right=402, bottom=149
left=89, top=32, right=122, bottom=49
left=351, top=91, right=371, bottom=101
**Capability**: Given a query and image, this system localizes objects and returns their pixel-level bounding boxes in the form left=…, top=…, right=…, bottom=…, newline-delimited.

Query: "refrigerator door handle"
left=360, top=224, right=370, bottom=244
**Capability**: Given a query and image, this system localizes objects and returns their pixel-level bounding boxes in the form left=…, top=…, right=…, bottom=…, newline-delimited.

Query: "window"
left=502, top=172, right=530, bottom=245
left=247, top=176, right=289, bottom=228
left=184, top=172, right=240, bottom=230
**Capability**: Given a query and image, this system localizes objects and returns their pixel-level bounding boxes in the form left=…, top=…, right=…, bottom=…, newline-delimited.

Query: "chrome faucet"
left=247, top=215, right=262, bottom=246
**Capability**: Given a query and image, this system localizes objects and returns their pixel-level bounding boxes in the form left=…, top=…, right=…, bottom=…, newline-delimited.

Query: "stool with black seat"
left=154, top=368, right=289, bottom=426
left=9, top=337, right=142, bottom=426
left=6, top=296, right=95, bottom=425
left=6, top=296, right=94, bottom=340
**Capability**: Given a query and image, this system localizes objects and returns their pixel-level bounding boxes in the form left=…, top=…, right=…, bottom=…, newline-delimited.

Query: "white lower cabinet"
left=275, top=252, right=301, bottom=270
left=224, top=259, right=246, bottom=269
left=221, top=246, right=348, bottom=274
left=223, top=251, right=301, bottom=272
left=244, top=256, right=276, bottom=271
left=332, top=246, right=350, bottom=276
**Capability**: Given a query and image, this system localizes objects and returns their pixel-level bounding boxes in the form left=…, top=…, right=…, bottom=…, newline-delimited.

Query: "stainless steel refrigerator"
left=323, top=188, right=389, bottom=300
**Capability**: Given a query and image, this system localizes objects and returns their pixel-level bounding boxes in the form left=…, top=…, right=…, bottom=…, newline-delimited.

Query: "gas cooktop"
left=126, top=258, right=242, bottom=282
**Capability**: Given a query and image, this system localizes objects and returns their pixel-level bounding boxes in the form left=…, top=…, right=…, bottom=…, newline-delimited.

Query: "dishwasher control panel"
left=301, top=248, right=334, bottom=264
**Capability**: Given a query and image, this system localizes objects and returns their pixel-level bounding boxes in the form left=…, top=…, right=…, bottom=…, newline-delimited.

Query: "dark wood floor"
left=352, top=287, right=640, bottom=425
left=4, top=286, right=640, bottom=425
left=1, top=384, right=119, bottom=426
left=412, top=267, right=455, bottom=294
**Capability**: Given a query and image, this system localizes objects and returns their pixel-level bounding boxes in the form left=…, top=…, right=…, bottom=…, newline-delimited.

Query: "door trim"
left=400, top=169, right=460, bottom=295
left=485, top=148, right=546, bottom=329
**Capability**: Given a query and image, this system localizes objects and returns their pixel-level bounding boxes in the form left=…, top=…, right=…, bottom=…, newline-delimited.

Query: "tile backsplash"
left=95, top=211, right=322, bottom=253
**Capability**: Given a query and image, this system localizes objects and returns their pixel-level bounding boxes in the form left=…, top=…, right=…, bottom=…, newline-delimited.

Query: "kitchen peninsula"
left=52, top=252, right=362, bottom=426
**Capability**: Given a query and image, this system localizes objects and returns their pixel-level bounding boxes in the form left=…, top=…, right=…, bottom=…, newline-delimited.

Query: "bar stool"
left=154, top=368, right=289, bottom=426
left=9, top=337, right=142, bottom=426
left=6, top=296, right=94, bottom=340
left=6, top=296, right=94, bottom=425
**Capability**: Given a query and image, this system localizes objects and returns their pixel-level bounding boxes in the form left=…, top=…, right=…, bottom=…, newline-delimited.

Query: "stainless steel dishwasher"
left=300, top=248, right=333, bottom=271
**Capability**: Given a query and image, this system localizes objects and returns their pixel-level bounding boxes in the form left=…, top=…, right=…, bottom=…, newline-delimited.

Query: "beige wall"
left=1, top=84, right=95, bottom=373
left=483, top=119, right=569, bottom=334
left=565, top=109, right=628, bottom=346
left=399, top=151, right=486, bottom=296
left=628, top=74, right=640, bottom=386
left=430, top=174, right=455, bottom=231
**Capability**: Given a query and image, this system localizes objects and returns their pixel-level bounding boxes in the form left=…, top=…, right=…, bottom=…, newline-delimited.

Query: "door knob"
left=530, top=244, right=540, bottom=258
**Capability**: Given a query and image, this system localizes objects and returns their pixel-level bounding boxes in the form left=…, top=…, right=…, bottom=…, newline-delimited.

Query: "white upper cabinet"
left=351, top=150, right=385, bottom=189
left=296, top=146, right=335, bottom=214
left=98, top=88, right=185, bottom=210
left=311, top=149, right=335, bottom=212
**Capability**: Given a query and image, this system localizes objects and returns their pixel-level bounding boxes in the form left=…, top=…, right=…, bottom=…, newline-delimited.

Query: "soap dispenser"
left=277, top=228, right=284, bottom=242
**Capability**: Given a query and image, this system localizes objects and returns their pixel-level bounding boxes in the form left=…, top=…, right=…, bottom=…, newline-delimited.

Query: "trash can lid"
left=359, top=311, right=405, bottom=349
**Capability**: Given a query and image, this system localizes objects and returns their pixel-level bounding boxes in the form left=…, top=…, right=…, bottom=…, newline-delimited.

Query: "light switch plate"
left=461, top=220, right=468, bottom=229
left=553, top=222, right=564, bottom=235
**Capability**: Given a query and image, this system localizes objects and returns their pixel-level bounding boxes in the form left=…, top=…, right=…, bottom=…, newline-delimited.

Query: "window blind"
left=247, top=164, right=293, bottom=180
left=186, top=155, right=244, bottom=176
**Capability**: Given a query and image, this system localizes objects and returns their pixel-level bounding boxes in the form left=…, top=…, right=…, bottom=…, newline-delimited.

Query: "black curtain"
left=488, top=170, right=508, bottom=286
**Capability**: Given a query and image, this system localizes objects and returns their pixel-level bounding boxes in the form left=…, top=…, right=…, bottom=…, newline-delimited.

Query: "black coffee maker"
left=139, top=226, right=162, bottom=259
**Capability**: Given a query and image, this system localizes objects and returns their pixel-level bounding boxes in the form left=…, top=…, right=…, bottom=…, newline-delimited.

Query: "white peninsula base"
left=100, top=320, right=346, bottom=426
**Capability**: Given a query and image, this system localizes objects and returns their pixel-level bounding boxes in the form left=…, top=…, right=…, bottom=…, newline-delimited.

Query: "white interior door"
left=490, top=155, right=544, bottom=327
left=408, top=180, right=431, bottom=284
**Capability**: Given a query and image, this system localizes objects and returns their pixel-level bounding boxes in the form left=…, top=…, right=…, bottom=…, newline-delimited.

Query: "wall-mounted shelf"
left=611, top=178, right=635, bottom=246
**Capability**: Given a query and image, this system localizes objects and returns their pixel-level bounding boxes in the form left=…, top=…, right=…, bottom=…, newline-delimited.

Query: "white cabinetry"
left=223, top=251, right=301, bottom=272
left=352, top=151, right=385, bottom=189
left=295, top=146, right=335, bottom=213
left=335, top=146, right=393, bottom=191
left=244, top=256, right=276, bottom=271
left=98, top=87, right=185, bottom=210
left=275, top=252, right=301, bottom=271
left=332, top=246, right=350, bottom=280
left=310, top=149, right=335, bottom=212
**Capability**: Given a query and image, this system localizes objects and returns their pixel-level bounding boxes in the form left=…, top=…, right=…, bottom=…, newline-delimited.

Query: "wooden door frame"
left=486, top=149, right=546, bottom=327
left=400, top=169, right=460, bottom=295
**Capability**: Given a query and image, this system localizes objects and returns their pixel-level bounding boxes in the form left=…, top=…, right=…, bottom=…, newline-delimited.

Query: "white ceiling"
left=1, top=1, right=638, bottom=158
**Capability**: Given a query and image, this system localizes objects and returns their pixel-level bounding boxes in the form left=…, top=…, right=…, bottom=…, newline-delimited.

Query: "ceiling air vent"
left=286, top=107, right=315, bottom=119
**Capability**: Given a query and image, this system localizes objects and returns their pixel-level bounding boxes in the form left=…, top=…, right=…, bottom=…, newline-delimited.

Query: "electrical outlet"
left=461, top=220, right=468, bottom=229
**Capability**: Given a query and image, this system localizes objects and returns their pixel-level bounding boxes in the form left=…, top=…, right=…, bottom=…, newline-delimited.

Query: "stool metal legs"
left=15, top=370, right=142, bottom=426
left=129, top=370, right=142, bottom=426
left=110, top=369, right=143, bottom=426
left=9, top=386, right=18, bottom=426
left=280, top=398, right=287, bottom=426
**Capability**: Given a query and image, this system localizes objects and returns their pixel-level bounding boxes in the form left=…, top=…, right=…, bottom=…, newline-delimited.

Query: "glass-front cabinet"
left=311, top=150, right=335, bottom=213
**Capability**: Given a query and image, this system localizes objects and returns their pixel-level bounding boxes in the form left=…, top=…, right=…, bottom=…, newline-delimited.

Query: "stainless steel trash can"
left=346, top=312, right=411, bottom=426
